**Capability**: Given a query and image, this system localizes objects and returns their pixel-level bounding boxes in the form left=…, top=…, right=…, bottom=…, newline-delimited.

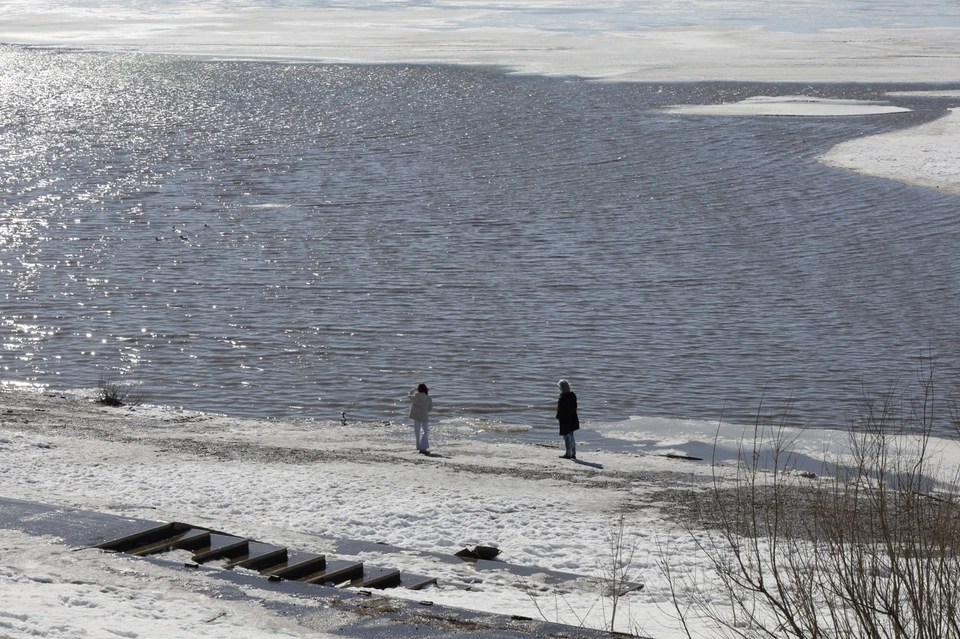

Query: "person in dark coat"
left=556, top=379, right=579, bottom=459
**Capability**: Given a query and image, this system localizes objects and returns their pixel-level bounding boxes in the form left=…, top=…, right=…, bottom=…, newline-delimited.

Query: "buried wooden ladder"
left=95, top=521, right=437, bottom=591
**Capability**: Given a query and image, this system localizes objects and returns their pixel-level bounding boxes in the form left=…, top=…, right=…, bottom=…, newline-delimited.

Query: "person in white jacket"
left=409, top=382, right=433, bottom=454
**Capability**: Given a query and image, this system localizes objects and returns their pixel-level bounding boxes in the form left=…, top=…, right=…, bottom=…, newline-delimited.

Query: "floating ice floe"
left=664, top=95, right=911, bottom=117
left=821, top=107, right=960, bottom=197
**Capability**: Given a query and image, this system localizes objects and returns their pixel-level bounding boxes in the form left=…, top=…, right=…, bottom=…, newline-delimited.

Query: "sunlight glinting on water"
left=1, top=46, right=960, bottom=434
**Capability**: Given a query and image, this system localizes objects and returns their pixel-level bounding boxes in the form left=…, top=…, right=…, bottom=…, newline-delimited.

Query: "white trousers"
left=414, top=420, right=429, bottom=451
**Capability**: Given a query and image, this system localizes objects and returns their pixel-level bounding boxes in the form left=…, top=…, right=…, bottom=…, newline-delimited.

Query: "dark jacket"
left=556, top=391, right=579, bottom=435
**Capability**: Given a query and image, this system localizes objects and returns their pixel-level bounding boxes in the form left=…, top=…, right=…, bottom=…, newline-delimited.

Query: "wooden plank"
left=360, top=569, right=401, bottom=589
left=303, top=562, right=364, bottom=585
left=662, top=453, right=703, bottom=461
left=170, top=531, right=211, bottom=554
left=131, top=530, right=212, bottom=557
left=231, top=547, right=288, bottom=572
left=192, top=539, right=249, bottom=564
left=618, top=582, right=645, bottom=596
left=404, top=576, right=439, bottom=591
left=129, top=530, right=191, bottom=556
left=95, top=522, right=193, bottom=553
left=265, top=555, right=326, bottom=580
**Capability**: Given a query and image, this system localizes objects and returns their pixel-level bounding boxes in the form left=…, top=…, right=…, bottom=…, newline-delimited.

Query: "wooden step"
left=93, top=521, right=437, bottom=595
left=95, top=521, right=194, bottom=554
left=132, top=529, right=212, bottom=557
left=359, top=568, right=401, bottom=589
left=404, top=575, right=439, bottom=591
left=230, top=547, right=288, bottom=572
left=264, top=555, right=327, bottom=580
left=192, top=539, right=249, bottom=564
left=126, top=530, right=190, bottom=556
left=303, top=561, right=364, bottom=586
left=170, top=531, right=212, bottom=554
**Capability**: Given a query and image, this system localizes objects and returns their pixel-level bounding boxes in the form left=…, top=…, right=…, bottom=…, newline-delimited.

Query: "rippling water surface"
left=2, top=47, right=960, bottom=432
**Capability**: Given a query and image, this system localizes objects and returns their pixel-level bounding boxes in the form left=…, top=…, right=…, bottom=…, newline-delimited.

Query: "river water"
left=2, top=46, right=960, bottom=434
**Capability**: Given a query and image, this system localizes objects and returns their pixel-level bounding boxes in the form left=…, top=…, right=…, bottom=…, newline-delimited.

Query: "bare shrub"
left=664, top=360, right=960, bottom=639
left=597, top=506, right=646, bottom=633
left=516, top=505, right=647, bottom=634
left=97, top=375, right=143, bottom=407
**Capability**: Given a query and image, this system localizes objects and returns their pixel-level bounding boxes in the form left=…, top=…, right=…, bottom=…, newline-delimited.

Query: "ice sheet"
left=821, top=106, right=960, bottom=196
left=2, top=2, right=958, bottom=195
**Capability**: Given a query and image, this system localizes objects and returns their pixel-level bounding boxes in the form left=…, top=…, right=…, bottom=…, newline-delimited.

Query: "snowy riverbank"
left=3, top=388, right=960, bottom=637
left=0, top=388, right=717, bottom=637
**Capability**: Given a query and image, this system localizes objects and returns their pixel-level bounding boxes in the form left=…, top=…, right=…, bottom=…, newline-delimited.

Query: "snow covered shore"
left=0, top=388, right=714, bottom=637
left=4, top=385, right=960, bottom=637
